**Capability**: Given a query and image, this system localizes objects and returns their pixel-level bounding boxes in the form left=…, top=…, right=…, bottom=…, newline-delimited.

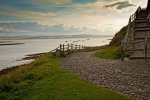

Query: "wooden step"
left=124, top=42, right=145, bottom=51
left=135, top=27, right=150, bottom=31
left=130, top=50, right=145, bottom=59
left=134, top=31, right=150, bottom=38
left=136, top=17, right=147, bottom=20
left=135, top=19, right=148, bottom=23
left=134, top=37, right=150, bottom=40
left=147, top=50, right=150, bottom=58
left=138, top=12, right=148, bottom=15
left=134, top=33, right=146, bottom=39
left=147, top=44, right=150, bottom=49
left=137, top=15, right=148, bottom=18
left=139, top=10, right=149, bottom=14
left=135, top=23, right=150, bottom=27
left=137, top=13, right=148, bottom=16
left=135, top=25, right=150, bottom=29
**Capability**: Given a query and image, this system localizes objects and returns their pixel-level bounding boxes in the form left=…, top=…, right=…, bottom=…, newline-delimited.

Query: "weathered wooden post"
left=82, top=45, right=84, bottom=51
left=121, top=46, right=124, bottom=61
left=145, top=37, right=148, bottom=59
left=67, top=44, right=70, bottom=54
left=147, top=0, right=150, bottom=10
left=75, top=44, right=77, bottom=52
left=60, top=44, right=62, bottom=56
left=79, top=45, right=81, bottom=51
left=62, top=44, right=65, bottom=55
left=71, top=44, right=73, bottom=52
left=121, top=40, right=124, bottom=61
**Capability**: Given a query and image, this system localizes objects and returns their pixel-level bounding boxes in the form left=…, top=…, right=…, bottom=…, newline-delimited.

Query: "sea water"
left=0, top=36, right=112, bottom=70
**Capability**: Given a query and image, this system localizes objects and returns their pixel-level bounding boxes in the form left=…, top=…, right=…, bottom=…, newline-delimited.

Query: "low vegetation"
left=0, top=53, right=130, bottom=100
left=95, top=46, right=122, bottom=59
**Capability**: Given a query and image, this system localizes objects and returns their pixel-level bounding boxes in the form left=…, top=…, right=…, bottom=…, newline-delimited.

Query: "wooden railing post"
left=67, top=44, right=70, bottom=53
left=68, top=44, right=69, bottom=50
left=62, top=44, right=65, bottom=55
left=121, top=44, right=124, bottom=61
left=79, top=45, right=80, bottom=51
left=145, top=37, right=148, bottom=59
left=75, top=44, right=77, bottom=51
left=71, top=44, right=73, bottom=52
left=60, top=44, right=62, bottom=56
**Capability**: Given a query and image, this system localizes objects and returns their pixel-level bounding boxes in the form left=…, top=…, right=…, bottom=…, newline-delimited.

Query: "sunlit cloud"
left=104, top=1, right=135, bottom=10
left=0, top=0, right=148, bottom=36
left=27, top=0, right=72, bottom=6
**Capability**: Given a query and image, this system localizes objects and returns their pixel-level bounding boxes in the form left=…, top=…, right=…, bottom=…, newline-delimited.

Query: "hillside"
left=95, top=26, right=128, bottom=59
left=109, top=26, right=127, bottom=46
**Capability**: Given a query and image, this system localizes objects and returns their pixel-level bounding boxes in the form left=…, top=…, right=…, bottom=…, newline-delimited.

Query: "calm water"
left=0, top=37, right=112, bottom=70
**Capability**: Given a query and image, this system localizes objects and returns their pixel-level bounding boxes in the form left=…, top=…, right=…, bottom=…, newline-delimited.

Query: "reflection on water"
left=0, top=37, right=112, bottom=70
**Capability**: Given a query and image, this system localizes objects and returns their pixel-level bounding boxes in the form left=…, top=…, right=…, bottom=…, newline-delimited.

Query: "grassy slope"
left=95, top=46, right=122, bottom=59
left=0, top=54, right=131, bottom=100
left=95, top=25, right=127, bottom=59
left=109, top=26, right=127, bottom=46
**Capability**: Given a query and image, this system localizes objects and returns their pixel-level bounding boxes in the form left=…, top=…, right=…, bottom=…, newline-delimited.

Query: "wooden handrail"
left=147, top=12, right=150, bottom=23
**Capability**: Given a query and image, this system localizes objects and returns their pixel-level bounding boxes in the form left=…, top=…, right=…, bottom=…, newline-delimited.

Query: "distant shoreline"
left=0, top=35, right=113, bottom=40
left=0, top=43, right=24, bottom=46
left=0, top=52, right=48, bottom=76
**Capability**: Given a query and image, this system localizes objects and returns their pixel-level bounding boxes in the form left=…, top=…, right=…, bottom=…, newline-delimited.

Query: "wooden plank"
left=130, top=50, right=145, bottom=59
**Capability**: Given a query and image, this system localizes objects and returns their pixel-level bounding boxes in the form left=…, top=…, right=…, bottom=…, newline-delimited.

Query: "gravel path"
left=60, top=51, right=150, bottom=100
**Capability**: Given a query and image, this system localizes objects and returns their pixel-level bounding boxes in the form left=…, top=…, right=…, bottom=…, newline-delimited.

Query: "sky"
left=0, top=0, right=148, bottom=36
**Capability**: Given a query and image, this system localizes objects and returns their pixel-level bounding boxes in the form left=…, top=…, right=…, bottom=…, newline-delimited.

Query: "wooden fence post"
left=67, top=44, right=70, bottom=53
left=82, top=45, right=84, bottom=51
left=79, top=45, right=81, bottom=51
left=75, top=44, right=77, bottom=51
left=62, top=44, right=65, bottom=55
left=71, top=44, right=73, bottom=52
left=121, top=45, right=124, bottom=61
left=60, top=44, right=62, bottom=56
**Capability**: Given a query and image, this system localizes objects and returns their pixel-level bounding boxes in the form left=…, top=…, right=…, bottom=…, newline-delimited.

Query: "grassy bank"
left=95, top=46, right=122, bottom=59
left=0, top=53, right=130, bottom=100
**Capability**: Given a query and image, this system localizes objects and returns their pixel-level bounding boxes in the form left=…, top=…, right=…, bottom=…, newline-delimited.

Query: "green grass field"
left=95, top=46, right=122, bottom=59
left=0, top=53, right=131, bottom=100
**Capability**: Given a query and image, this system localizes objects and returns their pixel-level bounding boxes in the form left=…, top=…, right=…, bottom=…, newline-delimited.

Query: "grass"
left=0, top=53, right=131, bottom=100
left=95, top=46, right=122, bottom=59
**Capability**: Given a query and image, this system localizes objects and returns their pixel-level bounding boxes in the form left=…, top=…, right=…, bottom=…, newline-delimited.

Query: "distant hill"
left=109, top=26, right=127, bottom=46
left=0, top=35, right=113, bottom=40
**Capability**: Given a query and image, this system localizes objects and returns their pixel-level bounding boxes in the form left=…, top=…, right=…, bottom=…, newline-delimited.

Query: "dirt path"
left=60, top=51, right=150, bottom=100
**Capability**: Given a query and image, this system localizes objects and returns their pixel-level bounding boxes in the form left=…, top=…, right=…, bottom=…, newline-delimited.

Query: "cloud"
left=27, top=0, right=72, bottom=6
left=0, top=6, right=56, bottom=20
left=0, top=27, right=5, bottom=31
left=0, top=0, right=143, bottom=36
left=104, top=1, right=135, bottom=10
left=0, top=0, right=133, bottom=36
left=0, top=21, right=107, bottom=36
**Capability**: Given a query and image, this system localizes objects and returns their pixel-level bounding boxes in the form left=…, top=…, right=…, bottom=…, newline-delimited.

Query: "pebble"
left=60, top=51, right=150, bottom=100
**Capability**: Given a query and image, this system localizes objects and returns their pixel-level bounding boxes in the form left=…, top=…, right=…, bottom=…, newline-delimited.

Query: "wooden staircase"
left=122, top=6, right=150, bottom=60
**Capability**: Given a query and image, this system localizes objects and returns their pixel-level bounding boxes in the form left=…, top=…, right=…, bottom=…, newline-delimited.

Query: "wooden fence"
left=50, top=44, right=107, bottom=56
